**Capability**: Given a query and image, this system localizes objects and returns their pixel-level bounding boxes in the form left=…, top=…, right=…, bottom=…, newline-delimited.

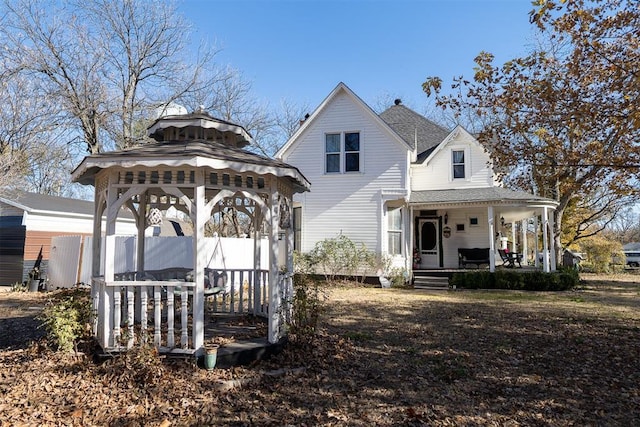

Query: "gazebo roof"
left=71, top=139, right=311, bottom=192
left=147, top=111, right=253, bottom=148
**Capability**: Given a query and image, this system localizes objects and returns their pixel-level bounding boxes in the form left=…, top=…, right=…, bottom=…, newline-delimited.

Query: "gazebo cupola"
left=71, top=108, right=310, bottom=356
left=147, top=107, right=253, bottom=148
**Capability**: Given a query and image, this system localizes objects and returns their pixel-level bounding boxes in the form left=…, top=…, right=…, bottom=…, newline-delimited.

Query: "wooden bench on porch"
left=458, top=248, right=491, bottom=268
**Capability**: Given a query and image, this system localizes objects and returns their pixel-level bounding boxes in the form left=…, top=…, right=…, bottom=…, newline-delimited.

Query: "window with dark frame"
left=325, top=132, right=360, bottom=173
left=325, top=133, right=341, bottom=173
left=345, top=132, right=360, bottom=172
left=452, top=150, right=465, bottom=179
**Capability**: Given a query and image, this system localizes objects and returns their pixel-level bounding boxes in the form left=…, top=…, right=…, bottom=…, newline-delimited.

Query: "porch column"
left=409, top=206, right=415, bottom=272
left=488, top=206, right=496, bottom=272
left=511, top=223, right=517, bottom=253
left=542, top=207, right=550, bottom=273
left=192, top=173, right=206, bottom=352
left=549, top=209, right=557, bottom=271
left=521, top=219, right=528, bottom=266
left=534, top=216, right=540, bottom=268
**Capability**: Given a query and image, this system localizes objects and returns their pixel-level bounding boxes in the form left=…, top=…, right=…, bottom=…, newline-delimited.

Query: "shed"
left=0, top=189, right=136, bottom=285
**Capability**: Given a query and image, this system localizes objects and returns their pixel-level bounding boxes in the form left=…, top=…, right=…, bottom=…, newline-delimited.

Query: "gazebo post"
left=135, top=192, right=147, bottom=322
left=285, top=207, right=294, bottom=325
left=102, top=176, right=119, bottom=348
left=253, top=211, right=262, bottom=316
left=192, top=174, right=206, bottom=353
left=92, top=194, right=104, bottom=340
left=136, top=193, right=147, bottom=275
left=268, top=184, right=280, bottom=344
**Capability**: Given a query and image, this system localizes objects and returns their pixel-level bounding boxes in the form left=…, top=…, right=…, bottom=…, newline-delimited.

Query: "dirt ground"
left=0, top=273, right=639, bottom=426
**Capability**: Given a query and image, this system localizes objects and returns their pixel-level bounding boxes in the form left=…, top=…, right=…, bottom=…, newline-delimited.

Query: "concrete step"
left=413, top=275, right=449, bottom=289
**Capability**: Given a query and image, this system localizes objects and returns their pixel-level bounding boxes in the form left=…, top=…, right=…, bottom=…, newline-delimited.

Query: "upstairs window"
left=325, top=132, right=361, bottom=173
left=344, top=132, right=360, bottom=172
left=452, top=150, right=465, bottom=179
left=325, top=134, right=341, bottom=173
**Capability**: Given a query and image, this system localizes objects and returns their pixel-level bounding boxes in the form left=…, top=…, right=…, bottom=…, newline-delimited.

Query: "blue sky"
left=180, top=0, right=538, bottom=112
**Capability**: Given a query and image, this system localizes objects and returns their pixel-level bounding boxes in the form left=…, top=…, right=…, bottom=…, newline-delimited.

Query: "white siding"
left=412, top=129, right=493, bottom=191
left=440, top=208, right=491, bottom=268
left=283, top=91, right=409, bottom=253
left=24, top=211, right=137, bottom=235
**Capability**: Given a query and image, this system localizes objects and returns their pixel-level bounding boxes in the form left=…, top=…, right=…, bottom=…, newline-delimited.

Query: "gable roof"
left=379, top=103, right=450, bottom=159
left=0, top=188, right=96, bottom=216
left=419, top=125, right=488, bottom=167
left=276, top=82, right=412, bottom=158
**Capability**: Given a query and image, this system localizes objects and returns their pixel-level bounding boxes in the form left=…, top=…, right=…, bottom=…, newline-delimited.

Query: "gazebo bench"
left=458, top=248, right=491, bottom=268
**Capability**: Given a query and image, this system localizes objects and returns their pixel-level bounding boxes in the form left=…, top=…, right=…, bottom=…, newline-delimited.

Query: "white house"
left=276, top=82, right=559, bottom=273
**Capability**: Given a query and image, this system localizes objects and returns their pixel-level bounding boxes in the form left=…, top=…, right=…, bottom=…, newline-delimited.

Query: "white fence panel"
left=144, top=236, right=193, bottom=270
left=53, top=235, right=287, bottom=288
left=49, top=236, right=82, bottom=288
left=78, top=236, right=93, bottom=284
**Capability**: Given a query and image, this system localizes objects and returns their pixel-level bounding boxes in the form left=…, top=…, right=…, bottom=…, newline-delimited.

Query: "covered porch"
left=409, top=187, right=559, bottom=273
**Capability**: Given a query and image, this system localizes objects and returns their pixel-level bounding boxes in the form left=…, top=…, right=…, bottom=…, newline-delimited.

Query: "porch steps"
left=413, top=273, right=450, bottom=290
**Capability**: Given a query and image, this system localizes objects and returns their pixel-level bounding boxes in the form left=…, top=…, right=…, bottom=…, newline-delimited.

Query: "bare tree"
left=0, top=72, right=69, bottom=193
left=1, top=0, right=107, bottom=153
left=0, top=0, right=224, bottom=153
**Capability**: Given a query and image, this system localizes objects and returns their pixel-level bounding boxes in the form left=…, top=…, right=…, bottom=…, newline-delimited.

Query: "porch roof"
left=409, top=187, right=558, bottom=207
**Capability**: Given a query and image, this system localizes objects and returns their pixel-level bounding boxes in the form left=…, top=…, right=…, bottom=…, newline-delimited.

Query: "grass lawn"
left=0, top=273, right=639, bottom=426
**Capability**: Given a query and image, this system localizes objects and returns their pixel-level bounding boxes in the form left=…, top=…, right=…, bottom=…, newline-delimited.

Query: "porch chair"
left=498, top=249, right=523, bottom=268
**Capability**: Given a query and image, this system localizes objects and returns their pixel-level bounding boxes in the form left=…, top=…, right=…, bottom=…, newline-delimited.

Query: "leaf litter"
left=0, top=274, right=638, bottom=426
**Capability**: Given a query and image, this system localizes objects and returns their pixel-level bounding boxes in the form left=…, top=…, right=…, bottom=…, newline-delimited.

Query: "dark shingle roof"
left=410, top=187, right=557, bottom=205
left=0, top=189, right=95, bottom=215
left=379, top=104, right=450, bottom=158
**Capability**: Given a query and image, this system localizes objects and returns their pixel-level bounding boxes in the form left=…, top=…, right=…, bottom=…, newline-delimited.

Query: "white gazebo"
left=71, top=109, right=310, bottom=356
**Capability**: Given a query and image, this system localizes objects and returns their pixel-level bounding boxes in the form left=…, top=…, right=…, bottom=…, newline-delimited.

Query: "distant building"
left=0, top=189, right=136, bottom=285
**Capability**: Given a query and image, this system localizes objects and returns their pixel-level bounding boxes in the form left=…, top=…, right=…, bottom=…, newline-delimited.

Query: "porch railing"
left=92, top=268, right=270, bottom=353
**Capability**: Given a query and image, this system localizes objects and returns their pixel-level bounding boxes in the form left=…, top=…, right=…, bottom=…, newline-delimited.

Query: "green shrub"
left=39, top=287, right=94, bottom=352
left=388, top=267, right=411, bottom=288
left=302, top=235, right=378, bottom=282
left=288, top=273, right=326, bottom=345
left=450, top=269, right=579, bottom=291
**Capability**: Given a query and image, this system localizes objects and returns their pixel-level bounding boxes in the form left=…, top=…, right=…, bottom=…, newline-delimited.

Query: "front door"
left=419, top=219, right=440, bottom=268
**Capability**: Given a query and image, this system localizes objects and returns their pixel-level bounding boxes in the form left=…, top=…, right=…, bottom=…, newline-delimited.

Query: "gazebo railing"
left=92, top=268, right=269, bottom=353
